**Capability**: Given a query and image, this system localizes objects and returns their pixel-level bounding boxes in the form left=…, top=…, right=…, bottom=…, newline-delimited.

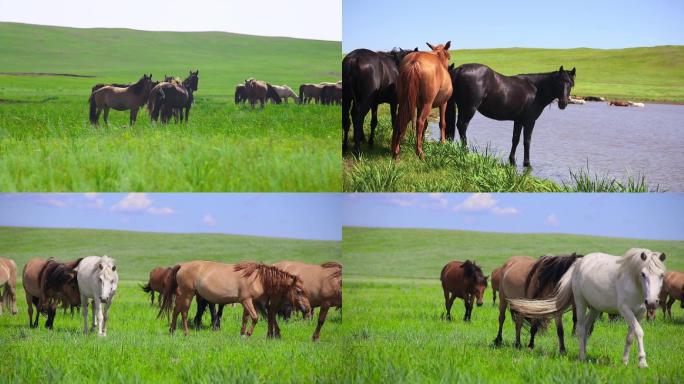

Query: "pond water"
left=428, top=102, right=684, bottom=191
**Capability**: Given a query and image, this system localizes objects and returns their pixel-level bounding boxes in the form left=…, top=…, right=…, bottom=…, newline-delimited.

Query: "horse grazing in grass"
left=76, top=256, right=118, bottom=336
left=274, top=261, right=342, bottom=341
left=270, top=84, right=299, bottom=103
left=494, top=254, right=580, bottom=353
left=89, top=74, right=154, bottom=125
left=23, top=258, right=82, bottom=329
left=510, top=249, right=666, bottom=368
left=158, top=261, right=309, bottom=338
left=142, top=266, right=172, bottom=305
left=446, top=64, right=576, bottom=168
left=0, top=257, right=17, bottom=315
left=491, top=266, right=502, bottom=305
left=659, top=271, right=684, bottom=319
left=342, top=48, right=417, bottom=155
left=244, top=79, right=281, bottom=107
left=440, top=260, right=488, bottom=322
left=392, top=41, right=453, bottom=160
left=235, top=84, right=247, bottom=104
left=299, top=83, right=323, bottom=104
left=320, top=83, right=342, bottom=105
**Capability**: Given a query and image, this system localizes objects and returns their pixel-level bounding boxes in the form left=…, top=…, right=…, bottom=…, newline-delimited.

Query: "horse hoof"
left=638, top=361, right=648, bottom=369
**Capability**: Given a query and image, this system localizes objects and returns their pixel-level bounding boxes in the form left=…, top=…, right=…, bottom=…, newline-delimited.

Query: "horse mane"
left=234, top=262, right=300, bottom=295
left=460, top=260, right=485, bottom=282
left=525, top=253, right=582, bottom=299
left=617, top=248, right=665, bottom=276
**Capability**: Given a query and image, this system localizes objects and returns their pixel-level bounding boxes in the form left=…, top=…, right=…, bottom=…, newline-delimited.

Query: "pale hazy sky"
left=0, top=0, right=341, bottom=41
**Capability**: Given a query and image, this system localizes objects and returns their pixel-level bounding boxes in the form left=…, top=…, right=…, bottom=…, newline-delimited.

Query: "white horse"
left=76, top=256, right=119, bottom=336
left=510, top=248, right=666, bottom=368
left=271, top=85, right=299, bottom=103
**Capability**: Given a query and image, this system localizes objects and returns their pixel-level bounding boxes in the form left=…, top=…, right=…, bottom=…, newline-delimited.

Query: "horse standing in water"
left=510, top=249, right=666, bottom=368
left=0, top=257, right=17, bottom=315
left=76, top=256, right=119, bottom=336
left=440, top=260, right=488, bottom=322
left=392, top=41, right=453, bottom=160
left=22, top=258, right=82, bottom=329
left=446, top=64, right=575, bottom=168
left=89, top=74, right=154, bottom=125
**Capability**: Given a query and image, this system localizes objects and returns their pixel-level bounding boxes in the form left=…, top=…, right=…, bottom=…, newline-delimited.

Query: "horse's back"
left=500, top=256, right=535, bottom=299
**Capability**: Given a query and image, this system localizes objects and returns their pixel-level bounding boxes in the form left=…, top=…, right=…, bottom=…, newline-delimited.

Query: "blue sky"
left=343, top=0, right=684, bottom=52
left=0, top=193, right=341, bottom=241
left=343, top=193, right=684, bottom=241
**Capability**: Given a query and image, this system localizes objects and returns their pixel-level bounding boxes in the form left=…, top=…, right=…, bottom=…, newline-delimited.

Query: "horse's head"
left=462, top=260, right=488, bottom=306
left=186, top=70, right=199, bottom=91
left=426, top=41, right=451, bottom=67
left=61, top=270, right=81, bottom=306
left=555, top=66, right=576, bottom=110
left=637, top=250, right=666, bottom=313
left=97, top=256, right=118, bottom=303
left=288, top=276, right=311, bottom=314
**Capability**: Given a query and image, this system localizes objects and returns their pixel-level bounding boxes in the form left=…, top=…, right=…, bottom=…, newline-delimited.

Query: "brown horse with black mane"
left=392, top=41, right=453, bottom=160
left=89, top=74, right=154, bottom=125
left=22, top=257, right=82, bottom=329
left=440, top=260, right=488, bottom=321
left=158, top=261, right=309, bottom=338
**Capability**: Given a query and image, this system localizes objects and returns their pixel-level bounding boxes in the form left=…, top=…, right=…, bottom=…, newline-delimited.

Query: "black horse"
left=446, top=64, right=575, bottom=167
left=342, top=47, right=417, bottom=155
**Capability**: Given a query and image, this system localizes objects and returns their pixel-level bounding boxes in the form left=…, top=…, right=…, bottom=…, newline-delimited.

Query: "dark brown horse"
left=89, top=74, right=154, bottom=125
left=392, top=41, right=453, bottom=160
left=141, top=267, right=172, bottom=305
left=23, top=257, right=82, bottom=329
left=235, top=84, right=247, bottom=104
left=320, top=84, right=342, bottom=105
left=440, top=260, right=488, bottom=321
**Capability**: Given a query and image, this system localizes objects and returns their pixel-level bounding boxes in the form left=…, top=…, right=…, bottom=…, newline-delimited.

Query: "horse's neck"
left=522, top=75, right=557, bottom=106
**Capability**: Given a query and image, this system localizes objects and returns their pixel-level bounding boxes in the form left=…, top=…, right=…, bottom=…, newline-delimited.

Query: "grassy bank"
left=0, top=22, right=341, bottom=191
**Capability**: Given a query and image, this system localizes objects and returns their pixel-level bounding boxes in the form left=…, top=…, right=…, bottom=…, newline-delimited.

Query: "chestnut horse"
left=274, top=261, right=343, bottom=341
left=440, top=260, right=488, bottom=321
left=89, top=74, right=154, bottom=125
left=158, top=261, right=309, bottom=337
left=491, top=266, right=502, bottom=306
left=141, top=267, right=172, bottom=305
left=660, top=271, right=684, bottom=319
left=23, top=258, right=82, bottom=329
left=0, top=257, right=17, bottom=315
left=392, top=41, right=453, bottom=160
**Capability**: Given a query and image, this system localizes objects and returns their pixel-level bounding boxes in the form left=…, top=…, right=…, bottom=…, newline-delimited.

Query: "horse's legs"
left=81, top=295, right=89, bottom=335
left=509, top=120, right=523, bottom=165
left=575, top=296, right=588, bottom=360
left=193, top=296, right=207, bottom=329
left=522, top=120, right=536, bottom=168
left=514, top=310, right=523, bottom=349
left=352, top=97, right=373, bottom=156
left=184, top=107, right=190, bottom=123
left=241, top=299, right=258, bottom=337
left=240, top=307, right=249, bottom=335
left=438, top=103, right=447, bottom=144
left=415, top=103, right=431, bottom=160
left=342, top=94, right=351, bottom=152
left=130, top=108, right=138, bottom=126
left=214, top=304, right=224, bottom=330
left=103, top=107, right=110, bottom=125
left=492, top=286, right=497, bottom=306
left=528, top=321, right=538, bottom=349
left=555, top=315, right=567, bottom=354
left=207, top=303, right=217, bottom=330
left=464, top=296, right=473, bottom=322
left=102, top=301, right=111, bottom=336
left=312, top=304, right=330, bottom=341
left=26, top=293, right=35, bottom=328
left=666, top=295, right=675, bottom=319
left=443, top=289, right=452, bottom=320
left=369, top=104, right=379, bottom=147
left=619, top=305, right=647, bottom=367
left=45, top=305, right=56, bottom=329
left=494, top=292, right=506, bottom=345
left=150, top=291, right=154, bottom=305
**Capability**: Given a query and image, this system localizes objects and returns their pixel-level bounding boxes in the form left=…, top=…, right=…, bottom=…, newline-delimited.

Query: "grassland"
left=0, top=22, right=341, bottom=191
left=341, top=226, right=684, bottom=383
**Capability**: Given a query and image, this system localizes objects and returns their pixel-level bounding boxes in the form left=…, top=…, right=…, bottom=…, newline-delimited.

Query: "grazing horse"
left=494, top=254, right=580, bottom=353
left=0, top=257, right=17, bottom=315
left=299, top=83, right=323, bottom=104
left=392, top=41, right=453, bottom=160
left=342, top=48, right=417, bottom=154
left=89, top=74, right=154, bottom=125
left=446, top=64, right=576, bottom=167
left=244, top=79, right=281, bottom=107
left=22, top=258, right=82, bottom=329
left=158, top=261, right=310, bottom=338
left=510, top=249, right=666, bottom=368
left=659, top=271, right=684, bottom=319
left=440, top=260, right=488, bottom=322
left=141, top=267, right=172, bottom=305
left=274, top=261, right=343, bottom=341
left=609, top=100, right=630, bottom=107
left=491, top=266, right=502, bottom=305
left=76, top=256, right=118, bottom=336
left=235, top=84, right=247, bottom=104
left=320, top=84, right=342, bottom=105
left=270, top=84, right=299, bottom=103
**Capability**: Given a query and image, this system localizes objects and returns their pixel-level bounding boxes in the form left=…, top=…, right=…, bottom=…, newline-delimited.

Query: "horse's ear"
left=112, top=265, right=117, bottom=271
left=413, top=47, right=418, bottom=52
left=570, top=67, right=576, bottom=77
left=426, top=42, right=434, bottom=50
left=444, top=41, right=451, bottom=50
left=559, top=65, right=564, bottom=73
left=660, top=253, right=666, bottom=261
left=99, top=264, right=103, bottom=270
left=449, top=63, right=454, bottom=70
left=641, top=252, right=647, bottom=261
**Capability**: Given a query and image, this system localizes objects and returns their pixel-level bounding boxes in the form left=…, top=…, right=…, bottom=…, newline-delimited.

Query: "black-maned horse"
left=342, top=47, right=417, bottom=155
left=446, top=64, right=575, bottom=168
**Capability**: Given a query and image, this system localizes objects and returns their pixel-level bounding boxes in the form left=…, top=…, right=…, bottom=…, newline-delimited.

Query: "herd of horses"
left=0, top=256, right=342, bottom=341
left=342, top=42, right=578, bottom=167
left=439, top=248, right=684, bottom=368
left=87, top=70, right=340, bottom=125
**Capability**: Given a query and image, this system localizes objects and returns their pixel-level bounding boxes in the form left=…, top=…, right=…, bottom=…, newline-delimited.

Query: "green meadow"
left=341, top=226, right=684, bottom=383
left=0, top=22, right=340, bottom=191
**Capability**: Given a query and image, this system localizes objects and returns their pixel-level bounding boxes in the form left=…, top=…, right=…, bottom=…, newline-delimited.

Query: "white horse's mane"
left=617, top=248, right=665, bottom=276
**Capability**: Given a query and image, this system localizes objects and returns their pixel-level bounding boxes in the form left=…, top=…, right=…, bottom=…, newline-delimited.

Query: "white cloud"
left=492, top=206, right=518, bottom=216
left=546, top=214, right=559, bottom=227
left=111, top=193, right=152, bottom=213
left=454, top=193, right=518, bottom=216
left=203, top=214, right=216, bottom=227
left=83, top=193, right=104, bottom=208
left=147, top=206, right=174, bottom=216
left=427, top=193, right=448, bottom=208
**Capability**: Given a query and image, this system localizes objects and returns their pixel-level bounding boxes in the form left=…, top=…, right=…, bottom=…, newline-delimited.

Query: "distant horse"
left=147, top=82, right=187, bottom=123
left=76, top=256, right=119, bottom=336
left=0, top=257, right=17, bottom=315
left=270, top=84, right=299, bottom=103
left=609, top=100, right=630, bottom=107
left=244, top=79, right=281, bottom=107
left=392, top=41, right=453, bottom=160
left=446, top=64, right=576, bottom=168
left=491, top=266, right=502, bottom=305
left=158, top=261, right=309, bottom=337
left=494, top=254, right=580, bottom=353
left=299, top=83, right=323, bottom=104
left=584, top=96, right=605, bottom=102
left=235, top=84, right=247, bottom=104
left=89, top=74, right=154, bottom=125
left=91, top=82, right=131, bottom=93
left=440, top=260, right=488, bottom=322
left=628, top=101, right=645, bottom=107
left=342, top=47, right=417, bottom=154
left=22, top=258, right=82, bottom=329
left=659, top=271, right=684, bottom=319
left=274, top=261, right=342, bottom=341
left=320, top=84, right=342, bottom=105
left=510, top=249, right=666, bottom=368
left=141, top=266, right=172, bottom=305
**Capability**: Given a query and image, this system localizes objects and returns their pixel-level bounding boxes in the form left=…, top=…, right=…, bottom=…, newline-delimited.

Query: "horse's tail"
left=141, top=282, right=152, bottom=293
left=509, top=264, right=576, bottom=319
left=157, top=264, right=180, bottom=319
left=396, top=61, right=420, bottom=147
left=89, top=93, right=98, bottom=124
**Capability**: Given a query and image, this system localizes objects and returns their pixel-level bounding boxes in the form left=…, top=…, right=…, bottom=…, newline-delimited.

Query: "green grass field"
left=0, top=22, right=341, bottom=191
left=341, top=226, right=684, bottom=383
